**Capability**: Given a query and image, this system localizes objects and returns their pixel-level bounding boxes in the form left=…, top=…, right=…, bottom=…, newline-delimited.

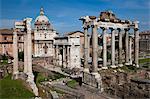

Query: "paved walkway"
left=75, top=85, right=111, bottom=99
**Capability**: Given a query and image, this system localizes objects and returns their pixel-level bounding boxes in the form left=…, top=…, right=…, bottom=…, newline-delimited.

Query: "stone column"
left=134, top=27, right=139, bottom=67
left=118, top=29, right=123, bottom=67
left=110, top=28, right=116, bottom=68
left=102, top=27, right=108, bottom=69
left=56, top=45, right=58, bottom=66
left=88, top=35, right=90, bottom=59
left=129, top=36, right=132, bottom=65
left=13, top=30, right=19, bottom=79
left=91, top=25, right=98, bottom=72
left=125, top=28, right=129, bottom=65
left=67, top=46, right=70, bottom=68
left=63, top=45, right=66, bottom=68
left=26, top=18, right=33, bottom=74
left=83, top=27, right=89, bottom=69
left=24, top=34, right=28, bottom=73
left=25, top=18, right=39, bottom=96
left=53, top=46, right=56, bottom=65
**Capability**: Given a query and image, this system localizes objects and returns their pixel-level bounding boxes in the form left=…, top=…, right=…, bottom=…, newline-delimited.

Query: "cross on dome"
left=40, top=7, right=44, bottom=16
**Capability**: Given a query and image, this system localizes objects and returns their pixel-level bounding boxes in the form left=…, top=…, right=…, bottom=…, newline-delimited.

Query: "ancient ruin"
left=13, top=18, right=38, bottom=96
left=80, top=11, right=139, bottom=91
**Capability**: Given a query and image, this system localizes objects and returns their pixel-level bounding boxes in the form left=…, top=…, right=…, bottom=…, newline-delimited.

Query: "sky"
left=0, top=0, right=150, bottom=34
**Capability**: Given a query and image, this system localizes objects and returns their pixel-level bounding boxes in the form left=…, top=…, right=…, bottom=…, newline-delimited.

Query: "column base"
left=110, top=65, right=117, bottom=68
left=118, top=64, right=124, bottom=67
left=101, top=66, right=108, bottom=70
left=26, top=72, right=34, bottom=82
left=129, top=61, right=132, bottom=65
left=12, top=72, right=19, bottom=80
left=83, top=68, right=89, bottom=73
left=83, top=71, right=103, bottom=92
left=125, top=63, right=130, bottom=66
left=133, top=64, right=139, bottom=68
left=92, top=72, right=103, bottom=92
left=26, top=72, right=39, bottom=96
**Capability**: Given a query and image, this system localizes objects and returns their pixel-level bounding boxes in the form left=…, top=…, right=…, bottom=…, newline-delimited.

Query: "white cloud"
left=119, top=0, right=149, bottom=9
left=141, top=21, right=150, bottom=25
left=0, top=19, right=20, bottom=29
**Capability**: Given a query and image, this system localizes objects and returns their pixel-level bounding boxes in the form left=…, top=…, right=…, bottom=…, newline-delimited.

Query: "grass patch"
left=66, top=80, right=78, bottom=88
left=34, top=71, right=48, bottom=84
left=139, top=58, right=150, bottom=64
left=0, top=75, right=34, bottom=99
left=119, top=65, right=138, bottom=73
left=34, top=71, right=66, bottom=83
left=51, top=87, right=65, bottom=94
left=0, top=60, right=8, bottom=65
left=49, top=71, right=66, bottom=81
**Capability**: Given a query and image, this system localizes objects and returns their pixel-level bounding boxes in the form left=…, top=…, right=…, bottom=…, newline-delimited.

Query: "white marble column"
left=110, top=28, right=116, bottom=68
left=102, top=27, right=108, bottom=69
left=53, top=46, right=56, bottom=65
left=24, top=34, right=28, bottom=73
left=125, top=28, right=130, bottom=65
left=134, top=27, right=139, bottom=67
left=88, top=35, right=90, bottom=59
left=63, top=45, right=66, bottom=68
left=129, top=36, right=132, bottom=65
left=13, top=30, right=19, bottom=79
left=92, top=25, right=98, bottom=72
left=84, top=27, right=89, bottom=69
left=25, top=18, right=39, bottom=96
left=67, top=46, right=70, bottom=68
left=26, top=18, right=33, bottom=74
left=56, top=45, right=59, bottom=66
left=118, top=29, right=123, bottom=67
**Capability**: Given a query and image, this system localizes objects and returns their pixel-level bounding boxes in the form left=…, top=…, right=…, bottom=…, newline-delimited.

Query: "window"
left=4, top=37, right=7, bottom=40
left=19, top=37, right=21, bottom=40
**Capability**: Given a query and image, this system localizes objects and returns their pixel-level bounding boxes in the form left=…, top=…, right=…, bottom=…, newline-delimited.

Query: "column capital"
left=117, top=28, right=124, bottom=31
left=109, top=27, right=117, bottom=31
left=134, top=28, right=139, bottom=31
left=124, top=28, right=130, bottom=31
left=91, top=24, right=97, bottom=28
left=83, top=25, right=90, bottom=29
left=63, top=45, right=65, bottom=49
left=101, top=27, right=108, bottom=30
left=133, top=21, right=139, bottom=28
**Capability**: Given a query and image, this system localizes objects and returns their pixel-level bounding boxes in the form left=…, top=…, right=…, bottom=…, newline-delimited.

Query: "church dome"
left=35, top=7, right=50, bottom=24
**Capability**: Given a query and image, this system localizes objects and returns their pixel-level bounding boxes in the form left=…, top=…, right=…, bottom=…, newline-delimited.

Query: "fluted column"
left=125, top=28, right=130, bottom=65
left=67, top=46, right=70, bottom=68
left=83, top=27, right=89, bottom=69
left=91, top=25, right=98, bottom=72
left=134, top=28, right=139, bottom=67
left=102, top=27, right=108, bottom=69
left=24, top=34, right=28, bottom=73
left=63, top=45, right=66, bottom=68
left=13, top=30, right=19, bottom=79
left=118, top=29, right=123, bottom=67
left=110, top=28, right=116, bottom=68
left=56, top=45, right=59, bottom=66
left=129, top=36, right=132, bottom=65
left=53, top=45, right=56, bottom=65
left=26, top=18, right=33, bottom=74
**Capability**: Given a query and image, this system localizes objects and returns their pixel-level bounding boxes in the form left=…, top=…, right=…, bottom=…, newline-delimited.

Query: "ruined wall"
left=101, top=70, right=150, bottom=99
